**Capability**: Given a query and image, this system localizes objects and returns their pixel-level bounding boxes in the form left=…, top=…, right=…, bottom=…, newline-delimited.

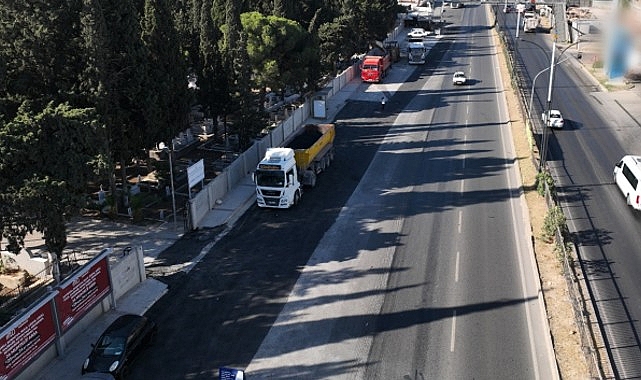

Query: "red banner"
left=0, top=303, right=56, bottom=379
left=55, top=257, right=111, bottom=332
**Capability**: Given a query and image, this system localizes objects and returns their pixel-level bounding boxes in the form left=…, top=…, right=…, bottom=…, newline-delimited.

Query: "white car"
left=542, top=109, right=564, bottom=128
left=407, top=28, right=429, bottom=40
left=453, top=71, right=467, bottom=85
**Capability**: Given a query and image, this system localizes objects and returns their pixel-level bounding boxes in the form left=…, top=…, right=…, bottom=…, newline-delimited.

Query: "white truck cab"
left=255, top=148, right=301, bottom=208
left=614, top=155, right=641, bottom=211
left=408, top=41, right=427, bottom=64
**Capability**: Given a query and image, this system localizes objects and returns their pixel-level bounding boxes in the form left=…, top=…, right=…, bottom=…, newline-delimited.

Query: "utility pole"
left=540, top=39, right=557, bottom=169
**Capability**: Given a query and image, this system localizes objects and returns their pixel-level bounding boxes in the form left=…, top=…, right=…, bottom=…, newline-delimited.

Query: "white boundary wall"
left=189, top=64, right=358, bottom=229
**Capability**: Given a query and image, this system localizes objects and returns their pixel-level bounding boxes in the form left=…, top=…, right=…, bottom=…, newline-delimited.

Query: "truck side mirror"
left=288, top=174, right=294, bottom=186
left=251, top=172, right=256, bottom=182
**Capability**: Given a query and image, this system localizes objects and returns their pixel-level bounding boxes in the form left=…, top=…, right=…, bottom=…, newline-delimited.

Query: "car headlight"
left=83, top=358, right=89, bottom=369
left=109, top=360, right=120, bottom=372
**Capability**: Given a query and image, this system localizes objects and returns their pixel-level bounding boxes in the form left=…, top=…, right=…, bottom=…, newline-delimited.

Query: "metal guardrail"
left=543, top=179, right=607, bottom=379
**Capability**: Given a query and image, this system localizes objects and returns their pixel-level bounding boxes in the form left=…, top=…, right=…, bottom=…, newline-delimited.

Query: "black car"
left=82, top=314, right=157, bottom=379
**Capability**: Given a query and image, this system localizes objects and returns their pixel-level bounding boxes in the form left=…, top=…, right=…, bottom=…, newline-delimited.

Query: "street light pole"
left=528, top=56, right=570, bottom=129
left=540, top=40, right=556, bottom=168
left=168, top=145, right=177, bottom=230
left=529, top=66, right=551, bottom=125
left=159, top=142, right=178, bottom=230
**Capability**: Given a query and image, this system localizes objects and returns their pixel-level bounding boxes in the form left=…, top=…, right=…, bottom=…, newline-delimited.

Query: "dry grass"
left=494, top=30, right=593, bottom=379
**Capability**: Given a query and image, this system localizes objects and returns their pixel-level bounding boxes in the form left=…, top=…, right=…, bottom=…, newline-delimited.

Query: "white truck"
left=523, top=12, right=539, bottom=33
left=254, top=124, right=335, bottom=208
left=408, top=41, right=427, bottom=64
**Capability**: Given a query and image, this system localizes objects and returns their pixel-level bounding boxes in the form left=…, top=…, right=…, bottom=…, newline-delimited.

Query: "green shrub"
left=536, top=170, right=554, bottom=196
left=542, top=206, right=567, bottom=243
left=554, top=241, right=574, bottom=268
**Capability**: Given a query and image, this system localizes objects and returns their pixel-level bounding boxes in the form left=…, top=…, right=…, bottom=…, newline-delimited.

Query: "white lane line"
left=450, top=310, right=457, bottom=352
left=455, top=251, right=460, bottom=283
left=458, top=210, right=463, bottom=234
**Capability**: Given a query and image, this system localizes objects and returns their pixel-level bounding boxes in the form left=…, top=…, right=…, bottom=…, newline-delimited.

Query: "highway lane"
left=499, top=7, right=641, bottom=378
left=248, top=4, right=557, bottom=379
left=131, top=35, right=457, bottom=380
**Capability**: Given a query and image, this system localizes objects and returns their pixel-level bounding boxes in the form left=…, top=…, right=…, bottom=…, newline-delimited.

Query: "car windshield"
left=550, top=112, right=561, bottom=118
left=95, top=335, right=126, bottom=357
left=256, top=170, right=285, bottom=187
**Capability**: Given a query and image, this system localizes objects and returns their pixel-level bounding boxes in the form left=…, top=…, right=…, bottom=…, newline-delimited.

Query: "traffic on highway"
left=127, top=3, right=564, bottom=379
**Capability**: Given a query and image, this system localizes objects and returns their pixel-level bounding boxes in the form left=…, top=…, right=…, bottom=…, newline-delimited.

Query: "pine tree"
left=141, top=0, right=191, bottom=146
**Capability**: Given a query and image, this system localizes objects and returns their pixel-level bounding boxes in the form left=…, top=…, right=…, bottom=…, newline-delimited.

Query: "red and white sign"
left=55, top=257, right=110, bottom=332
left=0, top=303, right=56, bottom=379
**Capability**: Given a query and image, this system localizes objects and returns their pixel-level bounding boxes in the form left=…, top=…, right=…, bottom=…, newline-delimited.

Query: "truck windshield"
left=362, top=65, right=378, bottom=71
left=256, top=170, right=285, bottom=187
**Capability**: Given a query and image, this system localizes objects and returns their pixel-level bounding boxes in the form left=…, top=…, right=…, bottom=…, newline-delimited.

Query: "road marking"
left=455, top=251, right=460, bottom=283
left=461, top=133, right=467, bottom=193
left=458, top=210, right=463, bottom=234
left=450, top=310, right=457, bottom=352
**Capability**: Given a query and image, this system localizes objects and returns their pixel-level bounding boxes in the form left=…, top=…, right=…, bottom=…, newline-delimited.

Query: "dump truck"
left=360, top=45, right=392, bottom=83
left=254, top=123, right=335, bottom=208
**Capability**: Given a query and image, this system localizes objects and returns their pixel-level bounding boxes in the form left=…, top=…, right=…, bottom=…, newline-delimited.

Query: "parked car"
left=407, top=28, right=429, bottom=40
left=453, top=71, right=467, bottom=85
left=450, top=1, right=463, bottom=8
left=542, top=109, right=564, bottom=128
left=82, top=314, right=157, bottom=379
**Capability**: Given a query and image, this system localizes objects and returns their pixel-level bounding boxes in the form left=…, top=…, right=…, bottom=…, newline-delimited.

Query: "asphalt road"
left=246, top=4, right=555, bottom=379
left=127, top=5, right=557, bottom=380
left=130, top=63, right=411, bottom=380
left=499, top=6, right=641, bottom=378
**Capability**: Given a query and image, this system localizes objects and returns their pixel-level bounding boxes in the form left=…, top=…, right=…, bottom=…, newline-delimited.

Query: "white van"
left=613, top=155, right=641, bottom=210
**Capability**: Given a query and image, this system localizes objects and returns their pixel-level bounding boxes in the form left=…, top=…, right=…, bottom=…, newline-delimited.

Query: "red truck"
left=360, top=46, right=391, bottom=83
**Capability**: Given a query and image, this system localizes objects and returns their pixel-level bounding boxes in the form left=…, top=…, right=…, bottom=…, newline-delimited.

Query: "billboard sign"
left=0, top=301, right=56, bottom=379
left=55, top=257, right=110, bottom=332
